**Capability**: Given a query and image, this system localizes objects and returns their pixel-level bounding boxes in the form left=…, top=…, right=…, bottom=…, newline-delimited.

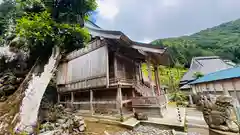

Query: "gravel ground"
left=113, top=125, right=175, bottom=135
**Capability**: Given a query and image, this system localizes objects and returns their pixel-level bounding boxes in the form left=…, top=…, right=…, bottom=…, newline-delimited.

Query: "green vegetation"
left=0, top=0, right=97, bottom=55
left=193, top=71, right=204, bottom=79
left=169, top=91, right=187, bottom=103
left=142, top=64, right=187, bottom=91
left=152, top=19, right=240, bottom=67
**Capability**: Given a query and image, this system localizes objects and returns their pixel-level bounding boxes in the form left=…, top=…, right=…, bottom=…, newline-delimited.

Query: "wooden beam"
left=115, top=53, right=134, bottom=63
left=90, top=90, right=93, bottom=115
left=72, top=101, right=116, bottom=104
left=122, top=99, right=132, bottom=104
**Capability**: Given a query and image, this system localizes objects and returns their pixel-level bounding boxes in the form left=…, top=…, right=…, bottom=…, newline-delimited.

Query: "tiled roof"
left=180, top=56, right=234, bottom=83
left=190, top=66, right=240, bottom=84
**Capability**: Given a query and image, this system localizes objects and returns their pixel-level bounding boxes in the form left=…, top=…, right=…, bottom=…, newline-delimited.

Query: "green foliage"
left=0, top=0, right=17, bottom=35
left=0, top=0, right=97, bottom=55
left=169, top=91, right=187, bottom=102
left=193, top=71, right=204, bottom=79
left=142, top=64, right=187, bottom=91
left=152, top=19, right=240, bottom=67
left=15, top=11, right=90, bottom=51
left=10, top=0, right=97, bottom=57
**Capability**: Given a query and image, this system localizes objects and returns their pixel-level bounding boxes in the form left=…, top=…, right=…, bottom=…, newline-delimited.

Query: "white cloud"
left=140, top=38, right=153, bottom=44
left=95, top=0, right=240, bottom=42
left=97, top=0, right=119, bottom=20
left=162, top=0, right=180, bottom=7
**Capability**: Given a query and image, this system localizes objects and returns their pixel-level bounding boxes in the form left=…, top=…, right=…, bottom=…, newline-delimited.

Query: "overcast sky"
left=95, top=0, right=240, bottom=43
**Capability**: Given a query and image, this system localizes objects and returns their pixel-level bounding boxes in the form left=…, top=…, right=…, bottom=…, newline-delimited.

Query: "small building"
left=190, top=67, right=240, bottom=102
left=56, top=21, right=171, bottom=119
left=180, top=56, right=234, bottom=94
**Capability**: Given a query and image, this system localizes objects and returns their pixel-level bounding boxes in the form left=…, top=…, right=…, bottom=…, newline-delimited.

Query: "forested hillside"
left=152, top=19, right=240, bottom=67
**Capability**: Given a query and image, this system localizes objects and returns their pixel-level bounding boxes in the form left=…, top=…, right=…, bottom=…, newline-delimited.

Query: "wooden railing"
left=133, top=82, right=152, bottom=97
left=109, top=77, right=136, bottom=85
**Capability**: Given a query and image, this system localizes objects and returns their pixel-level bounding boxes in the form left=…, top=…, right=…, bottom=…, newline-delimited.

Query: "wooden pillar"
left=116, top=87, right=123, bottom=116
left=132, top=89, right=136, bottom=113
left=90, top=90, right=93, bottom=115
left=232, top=79, right=240, bottom=104
left=147, top=59, right=155, bottom=96
left=191, top=85, right=197, bottom=95
left=106, top=46, right=109, bottom=88
left=221, top=82, right=229, bottom=96
left=139, top=63, right=143, bottom=82
left=154, top=66, right=161, bottom=95
left=114, top=53, right=118, bottom=83
left=71, top=92, right=74, bottom=108
left=57, top=93, right=60, bottom=103
left=213, top=82, right=217, bottom=94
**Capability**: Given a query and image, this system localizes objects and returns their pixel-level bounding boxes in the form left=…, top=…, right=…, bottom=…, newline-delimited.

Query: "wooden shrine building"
left=56, top=21, right=171, bottom=119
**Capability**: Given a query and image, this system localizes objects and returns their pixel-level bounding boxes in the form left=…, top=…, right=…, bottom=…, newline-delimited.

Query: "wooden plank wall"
left=56, top=39, right=109, bottom=91
left=67, top=45, right=108, bottom=83
left=115, top=54, right=136, bottom=80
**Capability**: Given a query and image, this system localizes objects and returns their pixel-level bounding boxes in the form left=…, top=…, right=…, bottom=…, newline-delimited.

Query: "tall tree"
left=15, top=0, right=97, bottom=56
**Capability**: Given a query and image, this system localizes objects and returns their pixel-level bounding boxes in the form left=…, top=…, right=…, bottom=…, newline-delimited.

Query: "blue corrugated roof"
left=190, top=66, right=240, bottom=84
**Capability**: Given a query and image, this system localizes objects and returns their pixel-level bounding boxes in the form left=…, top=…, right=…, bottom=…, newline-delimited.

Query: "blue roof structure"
left=190, top=66, right=240, bottom=84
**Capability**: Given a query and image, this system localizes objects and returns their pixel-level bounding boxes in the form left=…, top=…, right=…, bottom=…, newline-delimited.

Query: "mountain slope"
left=152, top=19, right=240, bottom=67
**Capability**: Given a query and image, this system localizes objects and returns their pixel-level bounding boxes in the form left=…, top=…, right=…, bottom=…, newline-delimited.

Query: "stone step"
left=121, top=118, right=140, bottom=129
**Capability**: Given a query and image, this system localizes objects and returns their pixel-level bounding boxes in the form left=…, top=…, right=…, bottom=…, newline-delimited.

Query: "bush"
left=169, top=91, right=187, bottom=102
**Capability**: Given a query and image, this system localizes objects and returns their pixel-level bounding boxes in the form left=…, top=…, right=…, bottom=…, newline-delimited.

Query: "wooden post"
left=90, top=90, right=93, bottom=115
left=154, top=66, right=161, bottom=95
left=114, top=54, right=118, bottom=83
left=232, top=79, right=240, bottom=104
left=213, top=82, right=217, bottom=94
left=57, top=93, right=60, bottom=103
left=106, top=46, right=109, bottom=88
left=221, top=82, right=229, bottom=96
left=132, top=89, right=136, bottom=113
left=139, top=63, right=143, bottom=83
left=116, top=87, right=123, bottom=118
left=71, top=92, right=74, bottom=108
left=191, top=85, right=197, bottom=95
left=147, top=58, right=155, bottom=96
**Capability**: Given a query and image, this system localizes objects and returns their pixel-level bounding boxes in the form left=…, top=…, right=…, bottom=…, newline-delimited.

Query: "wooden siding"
left=56, top=62, right=68, bottom=84
left=56, top=43, right=109, bottom=91
left=192, top=78, right=240, bottom=94
left=67, top=45, right=108, bottom=83
left=65, top=39, right=105, bottom=61
left=114, top=54, right=136, bottom=81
